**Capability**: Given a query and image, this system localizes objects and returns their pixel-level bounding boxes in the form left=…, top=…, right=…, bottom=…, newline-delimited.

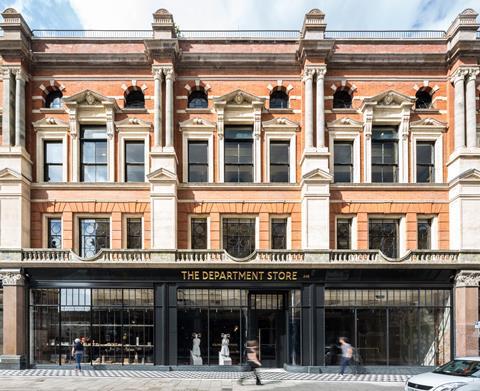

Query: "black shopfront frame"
left=25, top=267, right=456, bottom=368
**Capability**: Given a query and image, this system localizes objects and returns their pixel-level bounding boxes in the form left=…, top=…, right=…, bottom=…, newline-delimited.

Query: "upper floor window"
left=336, top=218, right=352, bottom=250
left=333, top=141, right=353, bottom=183
left=47, top=218, right=62, bottom=249
left=417, top=218, right=432, bottom=250
left=191, top=217, right=208, bottom=249
left=270, top=89, right=289, bottom=109
left=372, top=128, right=398, bottom=183
left=224, top=127, right=253, bottom=183
left=45, top=90, right=63, bottom=109
left=270, top=141, right=290, bottom=182
left=125, top=141, right=145, bottom=182
left=416, top=141, right=435, bottom=183
left=79, top=218, right=110, bottom=258
left=188, top=140, right=208, bottom=182
left=80, top=127, right=107, bottom=182
left=223, top=218, right=255, bottom=258
left=188, top=89, right=208, bottom=109
left=271, top=218, right=288, bottom=249
left=126, top=218, right=142, bottom=249
left=44, top=140, right=63, bottom=182
left=125, top=89, right=145, bottom=109
left=415, top=89, right=432, bottom=109
left=369, top=219, right=399, bottom=258
left=333, top=89, right=352, bottom=109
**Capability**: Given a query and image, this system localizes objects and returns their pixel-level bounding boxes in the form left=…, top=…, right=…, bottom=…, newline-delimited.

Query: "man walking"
left=339, top=337, right=353, bottom=375
left=72, top=338, right=84, bottom=371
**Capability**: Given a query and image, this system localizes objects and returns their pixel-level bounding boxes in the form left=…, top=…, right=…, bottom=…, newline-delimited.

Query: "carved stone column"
left=451, top=69, right=466, bottom=150
left=153, top=68, right=163, bottom=148
left=0, top=269, right=26, bottom=369
left=14, top=69, right=26, bottom=148
left=454, top=270, right=480, bottom=358
left=465, top=67, right=479, bottom=148
left=164, top=67, right=175, bottom=149
left=1, top=68, right=13, bottom=146
left=315, top=66, right=327, bottom=149
left=303, top=68, right=314, bottom=150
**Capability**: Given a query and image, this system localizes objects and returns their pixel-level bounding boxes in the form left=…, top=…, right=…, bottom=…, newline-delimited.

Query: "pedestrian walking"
left=245, top=339, right=262, bottom=385
left=72, top=337, right=84, bottom=371
left=339, top=337, right=353, bottom=375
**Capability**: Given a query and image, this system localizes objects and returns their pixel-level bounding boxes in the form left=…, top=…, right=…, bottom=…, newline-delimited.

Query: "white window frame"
left=74, top=214, right=112, bottom=257
left=329, top=131, right=361, bottom=183
left=411, top=132, right=443, bottom=184
left=367, top=215, right=406, bottom=258
left=118, top=134, right=150, bottom=183
left=220, top=215, right=259, bottom=255
left=269, top=215, right=291, bottom=250
left=182, top=132, right=214, bottom=183
left=188, top=214, right=210, bottom=249
left=334, top=215, right=357, bottom=250
left=417, top=215, right=438, bottom=250
left=123, top=214, right=144, bottom=249
left=265, top=133, right=296, bottom=184
left=42, top=213, right=63, bottom=249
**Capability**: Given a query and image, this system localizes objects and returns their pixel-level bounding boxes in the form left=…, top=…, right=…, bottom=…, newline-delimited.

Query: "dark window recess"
left=416, top=142, right=435, bottom=183
left=333, top=141, right=353, bottom=183
left=417, top=219, right=432, bottom=250
left=333, top=90, right=352, bottom=109
left=188, top=140, right=208, bottom=182
left=125, top=89, right=145, bottom=109
left=127, top=218, right=142, bottom=249
left=188, top=90, right=208, bottom=109
left=125, top=141, right=145, bottom=182
left=47, top=218, right=62, bottom=249
left=80, top=127, right=107, bottom=182
left=270, top=89, right=289, bottom=109
left=224, top=128, right=253, bottom=183
left=80, top=219, right=110, bottom=258
left=270, top=141, right=290, bottom=182
left=336, top=219, right=352, bottom=250
left=45, top=90, right=63, bottom=109
left=369, top=219, right=399, bottom=258
left=271, top=218, right=288, bottom=249
left=223, top=218, right=256, bottom=258
left=372, top=128, right=398, bottom=183
left=44, top=140, right=63, bottom=182
left=416, top=90, right=432, bottom=109
left=191, top=218, right=208, bottom=249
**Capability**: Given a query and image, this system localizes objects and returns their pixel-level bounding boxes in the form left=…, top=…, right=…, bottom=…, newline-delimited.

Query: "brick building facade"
left=0, top=7, right=479, bottom=369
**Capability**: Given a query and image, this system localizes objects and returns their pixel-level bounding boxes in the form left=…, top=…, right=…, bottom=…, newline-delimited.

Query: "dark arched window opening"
left=270, top=89, right=289, bottom=109
left=188, top=90, right=208, bottom=109
left=125, top=89, right=145, bottom=109
left=45, top=90, right=63, bottom=109
left=415, top=90, right=432, bottom=109
left=333, top=90, right=352, bottom=109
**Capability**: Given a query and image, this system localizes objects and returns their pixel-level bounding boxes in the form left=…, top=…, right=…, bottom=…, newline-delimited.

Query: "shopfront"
left=0, top=286, right=3, bottom=356
left=25, top=267, right=455, bottom=368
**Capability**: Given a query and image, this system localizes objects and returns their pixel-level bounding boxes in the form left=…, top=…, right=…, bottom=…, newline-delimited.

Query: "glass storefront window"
left=0, top=288, right=3, bottom=355
left=30, top=288, right=154, bottom=366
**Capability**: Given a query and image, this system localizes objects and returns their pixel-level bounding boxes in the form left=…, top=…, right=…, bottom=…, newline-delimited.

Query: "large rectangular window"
left=369, top=219, right=399, bottom=258
left=224, top=128, right=253, bottom=183
left=44, top=141, right=63, bottom=182
left=188, top=140, right=208, bottom=182
left=271, top=218, right=288, bottom=249
left=47, top=218, right=62, bottom=249
left=126, top=218, right=142, bottom=249
left=80, top=127, right=107, bottom=182
left=416, top=142, right=435, bottom=183
left=417, top=218, right=432, bottom=250
left=333, top=141, right=353, bottom=183
left=269, top=141, right=290, bottom=183
left=125, top=141, right=145, bottom=182
left=0, top=288, right=3, bottom=356
left=223, top=218, right=255, bottom=258
left=191, top=217, right=208, bottom=249
left=336, top=218, right=352, bottom=249
left=79, top=219, right=110, bottom=258
left=372, top=128, right=398, bottom=183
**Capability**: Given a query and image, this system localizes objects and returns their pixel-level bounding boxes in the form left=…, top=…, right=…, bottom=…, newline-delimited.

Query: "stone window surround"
left=410, top=124, right=444, bottom=184
left=187, top=214, right=210, bottom=250
left=269, top=214, right=291, bottom=250
left=367, top=214, right=406, bottom=258
left=42, top=213, right=63, bottom=249
left=122, top=213, right=144, bottom=250
left=33, top=119, right=69, bottom=183
left=334, top=214, right=358, bottom=250
left=417, top=214, right=439, bottom=250
left=220, top=215, right=260, bottom=254
left=328, top=127, right=361, bottom=183
left=73, top=214, right=112, bottom=257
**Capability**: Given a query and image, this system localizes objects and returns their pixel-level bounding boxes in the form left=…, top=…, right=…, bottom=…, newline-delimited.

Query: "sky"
left=0, top=0, right=478, bottom=31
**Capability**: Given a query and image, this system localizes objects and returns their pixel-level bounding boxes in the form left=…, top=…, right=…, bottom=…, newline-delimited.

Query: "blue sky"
left=0, top=0, right=478, bottom=31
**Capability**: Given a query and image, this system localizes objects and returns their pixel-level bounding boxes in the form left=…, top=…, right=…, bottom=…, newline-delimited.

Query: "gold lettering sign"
left=180, top=270, right=298, bottom=281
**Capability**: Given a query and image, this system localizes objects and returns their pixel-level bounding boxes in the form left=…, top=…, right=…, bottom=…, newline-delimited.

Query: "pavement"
left=0, top=369, right=407, bottom=390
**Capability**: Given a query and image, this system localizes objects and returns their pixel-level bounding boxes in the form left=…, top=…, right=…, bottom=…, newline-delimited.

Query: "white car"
left=406, top=358, right=480, bottom=391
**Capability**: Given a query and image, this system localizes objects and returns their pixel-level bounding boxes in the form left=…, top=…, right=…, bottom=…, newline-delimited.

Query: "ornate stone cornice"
left=0, top=269, right=24, bottom=286
left=455, top=270, right=480, bottom=287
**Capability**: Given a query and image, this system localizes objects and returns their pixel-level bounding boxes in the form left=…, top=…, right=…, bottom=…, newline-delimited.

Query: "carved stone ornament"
left=0, top=271, right=25, bottom=286
left=455, top=270, right=480, bottom=288
left=85, top=91, right=97, bottom=105
left=234, top=92, right=244, bottom=105
left=381, top=92, right=395, bottom=106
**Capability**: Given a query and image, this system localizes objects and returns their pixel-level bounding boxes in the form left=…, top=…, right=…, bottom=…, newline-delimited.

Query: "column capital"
left=163, top=66, right=175, bottom=81
left=0, top=269, right=25, bottom=286
left=152, top=66, right=164, bottom=80
left=466, top=66, right=480, bottom=81
left=314, top=65, right=327, bottom=78
left=450, top=67, right=468, bottom=84
left=14, top=68, right=28, bottom=82
left=302, top=67, right=315, bottom=82
left=455, top=270, right=480, bottom=288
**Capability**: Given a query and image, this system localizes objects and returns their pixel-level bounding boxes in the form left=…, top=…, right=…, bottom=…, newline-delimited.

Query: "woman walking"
left=72, top=338, right=84, bottom=371
left=246, top=340, right=262, bottom=386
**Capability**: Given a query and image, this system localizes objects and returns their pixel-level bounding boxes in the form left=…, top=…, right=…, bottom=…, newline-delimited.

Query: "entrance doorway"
left=248, top=292, right=286, bottom=368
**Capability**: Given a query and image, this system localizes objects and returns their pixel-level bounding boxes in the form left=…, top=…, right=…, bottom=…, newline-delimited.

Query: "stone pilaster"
left=0, top=269, right=26, bottom=369
left=454, top=270, right=480, bottom=358
left=303, top=68, right=314, bottom=151
left=451, top=68, right=466, bottom=150
left=465, top=67, right=479, bottom=148
left=164, top=67, right=175, bottom=150
left=14, top=69, right=26, bottom=148
left=315, top=66, right=327, bottom=149
left=1, top=68, right=14, bottom=146
left=153, top=67, right=163, bottom=148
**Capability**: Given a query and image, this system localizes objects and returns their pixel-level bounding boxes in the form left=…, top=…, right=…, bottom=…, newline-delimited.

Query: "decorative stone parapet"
left=301, top=9, right=326, bottom=39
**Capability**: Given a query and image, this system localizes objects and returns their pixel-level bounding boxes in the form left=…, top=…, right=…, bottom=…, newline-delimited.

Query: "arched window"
left=415, top=89, right=432, bottom=109
left=270, top=89, right=289, bottom=109
left=333, top=89, right=352, bottom=109
left=125, top=89, right=145, bottom=109
left=45, top=90, right=63, bottom=109
left=188, top=89, right=208, bottom=109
